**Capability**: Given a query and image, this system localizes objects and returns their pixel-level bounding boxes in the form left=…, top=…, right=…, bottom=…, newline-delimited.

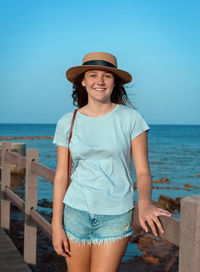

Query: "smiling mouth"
left=94, top=88, right=106, bottom=91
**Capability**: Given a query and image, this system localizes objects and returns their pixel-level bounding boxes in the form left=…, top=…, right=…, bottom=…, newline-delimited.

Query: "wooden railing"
left=0, top=141, right=200, bottom=271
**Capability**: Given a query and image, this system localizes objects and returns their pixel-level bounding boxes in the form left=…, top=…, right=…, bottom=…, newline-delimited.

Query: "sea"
left=0, top=123, right=200, bottom=261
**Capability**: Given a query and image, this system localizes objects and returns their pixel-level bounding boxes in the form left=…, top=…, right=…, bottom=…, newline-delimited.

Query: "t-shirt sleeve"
left=52, top=113, right=73, bottom=147
left=130, top=110, right=150, bottom=140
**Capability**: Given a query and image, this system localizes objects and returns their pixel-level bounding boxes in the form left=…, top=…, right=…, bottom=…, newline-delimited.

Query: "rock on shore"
left=0, top=136, right=53, bottom=140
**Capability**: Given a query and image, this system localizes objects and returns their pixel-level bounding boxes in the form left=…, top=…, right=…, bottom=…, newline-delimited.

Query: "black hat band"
left=83, top=60, right=116, bottom=68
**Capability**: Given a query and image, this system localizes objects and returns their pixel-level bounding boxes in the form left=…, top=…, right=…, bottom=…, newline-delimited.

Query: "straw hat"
left=66, top=52, right=132, bottom=84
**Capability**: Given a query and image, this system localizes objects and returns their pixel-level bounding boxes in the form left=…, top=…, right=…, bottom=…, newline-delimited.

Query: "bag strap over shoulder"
left=67, top=109, right=78, bottom=185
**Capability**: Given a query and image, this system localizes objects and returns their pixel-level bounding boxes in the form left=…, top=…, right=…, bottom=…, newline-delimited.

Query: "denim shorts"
left=63, top=205, right=133, bottom=245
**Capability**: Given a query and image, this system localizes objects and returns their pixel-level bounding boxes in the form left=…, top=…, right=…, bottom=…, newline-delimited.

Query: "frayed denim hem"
left=65, top=229, right=133, bottom=246
left=91, top=231, right=133, bottom=246
left=65, top=230, right=92, bottom=246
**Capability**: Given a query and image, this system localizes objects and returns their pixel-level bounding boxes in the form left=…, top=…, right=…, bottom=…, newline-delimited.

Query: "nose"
left=97, top=75, right=105, bottom=85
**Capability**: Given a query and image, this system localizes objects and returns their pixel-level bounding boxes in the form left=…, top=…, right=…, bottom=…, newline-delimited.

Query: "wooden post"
left=24, top=148, right=39, bottom=265
left=1, top=142, right=11, bottom=229
left=179, top=195, right=200, bottom=272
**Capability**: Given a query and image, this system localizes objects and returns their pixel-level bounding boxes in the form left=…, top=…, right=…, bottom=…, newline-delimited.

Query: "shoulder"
left=53, top=112, right=74, bottom=147
left=56, top=112, right=74, bottom=127
left=118, top=104, right=144, bottom=120
left=117, top=104, right=150, bottom=136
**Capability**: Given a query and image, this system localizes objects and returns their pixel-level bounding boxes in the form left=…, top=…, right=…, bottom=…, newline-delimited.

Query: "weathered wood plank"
left=30, top=208, right=52, bottom=239
left=0, top=228, right=31, bottom=272
left=5, top=150, right=26, bottom=168
left=179, top=195, right=200, bottom=272
left=31, top=161, right=55, bottom=183
left=4, top=187, right=25, bottom=212
left=24, top=148, right=39, bottom=265
left=1, top=142, right=11, bottom=230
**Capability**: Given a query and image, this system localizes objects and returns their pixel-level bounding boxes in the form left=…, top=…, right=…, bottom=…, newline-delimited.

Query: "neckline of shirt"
left=77, top=104, right=120, bottom=120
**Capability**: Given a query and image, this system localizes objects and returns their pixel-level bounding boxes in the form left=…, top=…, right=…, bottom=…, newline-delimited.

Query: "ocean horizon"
left=1, top=123, right=200, bottom=125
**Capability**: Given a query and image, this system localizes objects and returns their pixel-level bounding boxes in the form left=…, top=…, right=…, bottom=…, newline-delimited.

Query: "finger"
left=152, top=216, right=164, bottom=234
left=139, top=219, right=148, bottom=233
left=55, top=245, right=68, bottom=257
left=147, top=219, right=158, bottom=236
left=54, top=246, right=61, bottom=255
left=156, top=208, right=172, bottom=216
left=59, top=249, right=69, bottom=258
left=63, top=238, right=70, bottom=253
left=57, top=248, right=65, bottom=257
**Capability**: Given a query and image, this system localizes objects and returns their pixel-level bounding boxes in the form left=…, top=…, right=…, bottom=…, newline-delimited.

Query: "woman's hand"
left=52, top=226, right=70, bottom=257
left=138, top=201, right=172, bottom=236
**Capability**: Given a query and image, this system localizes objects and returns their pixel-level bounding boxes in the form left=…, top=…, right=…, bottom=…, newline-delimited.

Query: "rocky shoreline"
left=2, top=172, right=199, bottom=271
left=6, top=196, right=180, bottom=272
left=0, top=136, right=53, bottom=140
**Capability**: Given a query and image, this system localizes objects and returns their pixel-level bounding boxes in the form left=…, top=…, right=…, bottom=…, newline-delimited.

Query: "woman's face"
left=81, top=69, right=115, bottom=103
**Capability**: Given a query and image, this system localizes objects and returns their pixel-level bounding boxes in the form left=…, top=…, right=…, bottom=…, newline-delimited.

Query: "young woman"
left=52, top=52, right=171, bottom=272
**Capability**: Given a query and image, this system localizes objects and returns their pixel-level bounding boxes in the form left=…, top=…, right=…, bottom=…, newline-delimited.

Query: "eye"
left=105, top=74, right=113, bottom=78
left=89, top=73, right=97, bottom=77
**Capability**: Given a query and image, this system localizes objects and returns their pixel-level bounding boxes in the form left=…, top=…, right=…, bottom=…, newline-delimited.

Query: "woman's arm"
left=131, top=131, right=171, bottom=236
left=52, top=145, right=70, bottom=257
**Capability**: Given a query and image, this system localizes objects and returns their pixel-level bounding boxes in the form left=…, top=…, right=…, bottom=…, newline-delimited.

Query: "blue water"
left=1, top=123, right=200, bottom=262
left=1, top=123, right=200, bottom=205
left=148, top=125, right=200, bottom=200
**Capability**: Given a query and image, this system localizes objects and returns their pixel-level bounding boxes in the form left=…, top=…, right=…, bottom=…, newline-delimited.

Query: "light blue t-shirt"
left=53, top=104, right=149, bottom=215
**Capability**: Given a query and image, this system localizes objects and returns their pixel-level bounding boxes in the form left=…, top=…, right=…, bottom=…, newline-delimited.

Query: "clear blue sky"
left=0, top=0, right=199, bottom=124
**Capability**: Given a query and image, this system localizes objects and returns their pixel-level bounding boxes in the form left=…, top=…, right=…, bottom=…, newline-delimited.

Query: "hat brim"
left=66, top=65, right=132, bottom=84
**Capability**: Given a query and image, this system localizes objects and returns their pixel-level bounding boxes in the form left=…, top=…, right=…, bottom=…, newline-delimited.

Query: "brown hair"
left=72, top=73, right=133, bottom=108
